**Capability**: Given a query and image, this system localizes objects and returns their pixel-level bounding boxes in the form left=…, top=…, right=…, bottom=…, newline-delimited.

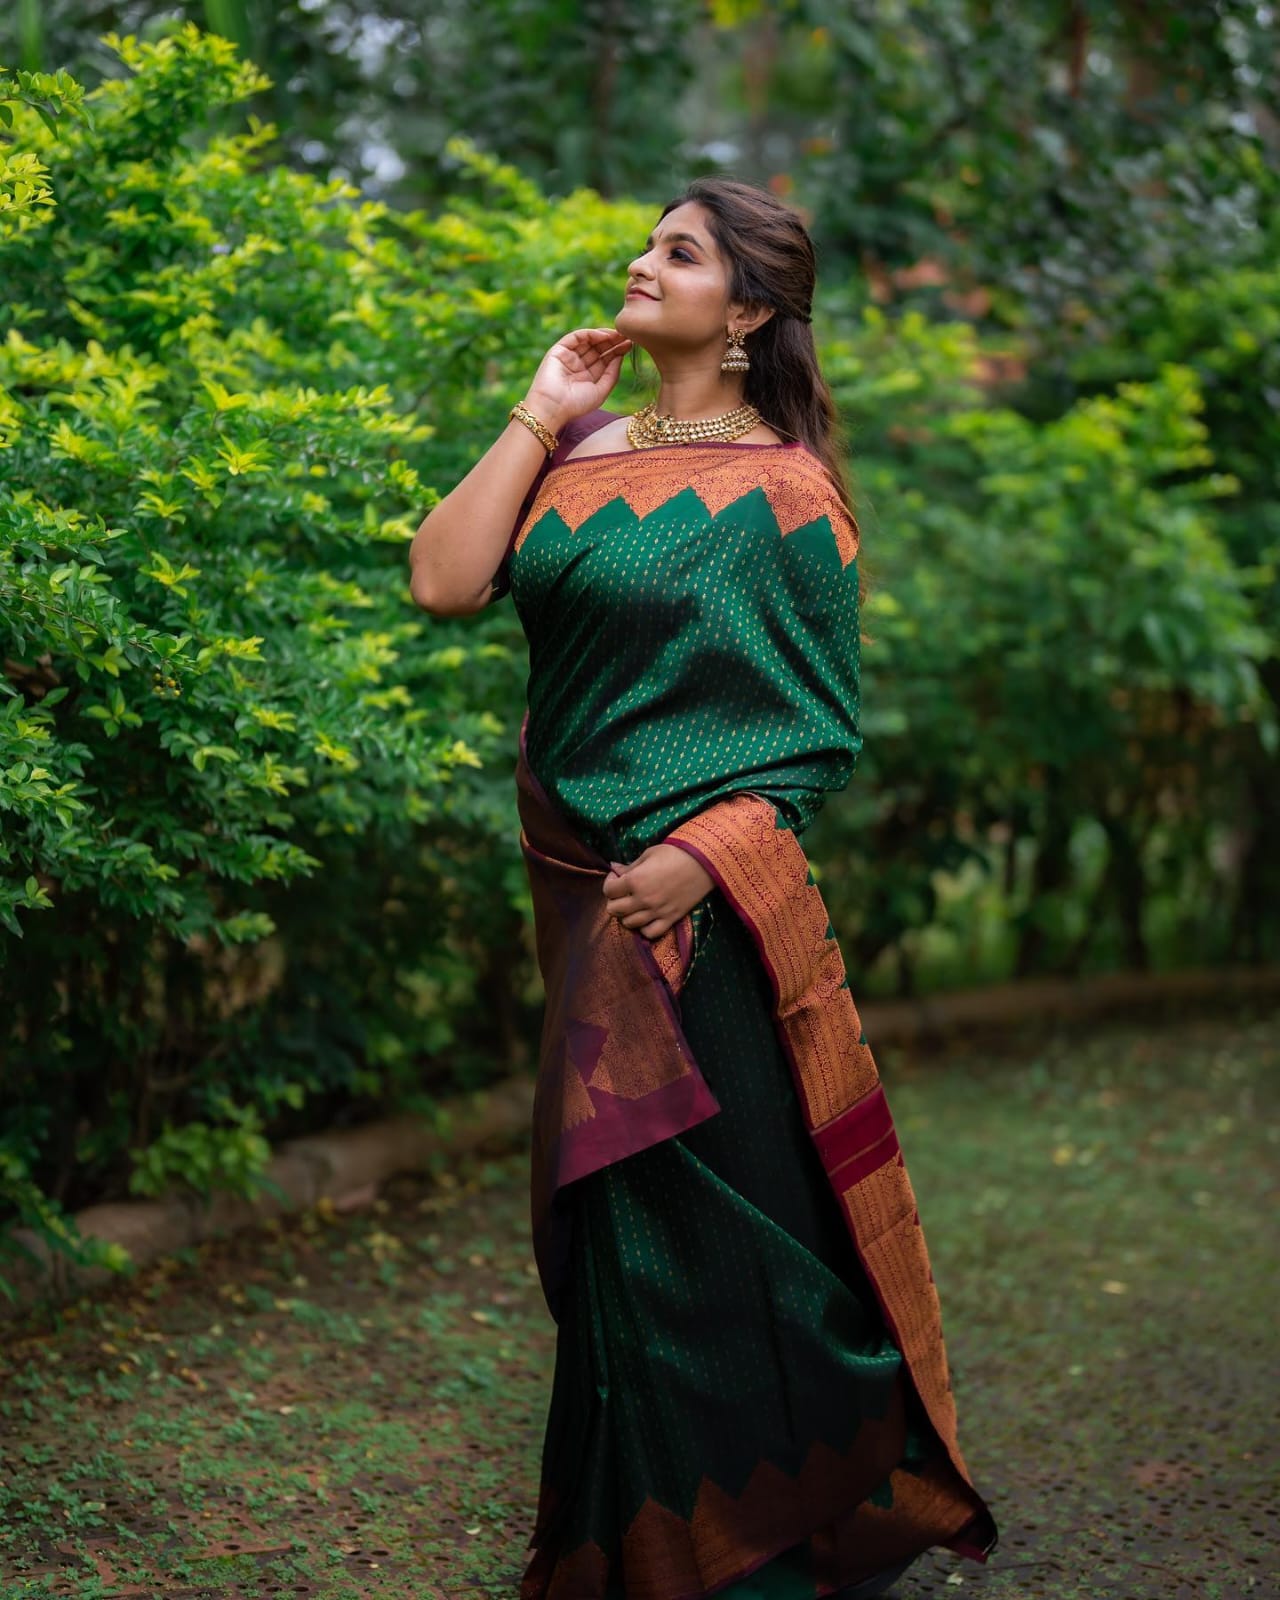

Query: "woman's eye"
left=670, top=248, right=693, bottom=262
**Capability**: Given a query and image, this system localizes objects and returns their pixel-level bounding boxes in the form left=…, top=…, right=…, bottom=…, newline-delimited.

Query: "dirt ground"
left=1, top=1003, right=1274, bottom=1600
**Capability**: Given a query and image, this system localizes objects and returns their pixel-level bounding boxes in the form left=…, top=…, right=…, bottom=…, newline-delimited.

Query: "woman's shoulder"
left=756, top=447, right=861, bottom=561
left=559, top=412, right=631, bottom=460
left=752, top=441, right=851, bottom=504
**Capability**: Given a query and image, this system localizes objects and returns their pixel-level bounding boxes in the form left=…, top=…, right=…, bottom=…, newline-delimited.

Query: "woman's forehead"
left=653, top=201, right=717, bottom=254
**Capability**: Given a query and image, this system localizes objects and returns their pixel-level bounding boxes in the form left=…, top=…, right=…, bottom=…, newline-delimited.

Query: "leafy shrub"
left=0, top=27, right=647, bottom=1293
left=813, top=306, right=1275, bottom=985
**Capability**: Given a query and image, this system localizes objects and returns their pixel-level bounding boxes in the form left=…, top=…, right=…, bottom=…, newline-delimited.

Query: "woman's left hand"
left=602, top=844, right=714, bottom=939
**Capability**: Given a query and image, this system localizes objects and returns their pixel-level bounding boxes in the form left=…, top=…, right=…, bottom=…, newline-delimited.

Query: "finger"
left=612, top=892, right=653, bottom=919
left=585, top=342, right=630, bottom=369
left=570, top=327, right=624, bottom=346
left=556, top=329, right=609, bottom=356
left=582, top=341, right=632, bottom=378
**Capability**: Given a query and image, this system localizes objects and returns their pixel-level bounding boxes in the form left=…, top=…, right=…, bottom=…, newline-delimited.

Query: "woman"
left=409, top=177, right=998, bottom=1600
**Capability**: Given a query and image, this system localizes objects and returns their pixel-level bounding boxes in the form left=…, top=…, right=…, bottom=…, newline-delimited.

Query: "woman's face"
left=615, top=201, right=738, bottom=349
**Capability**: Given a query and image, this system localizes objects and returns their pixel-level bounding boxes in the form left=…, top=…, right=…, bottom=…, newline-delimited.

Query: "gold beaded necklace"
left=626, top=399, right=762, bottom=450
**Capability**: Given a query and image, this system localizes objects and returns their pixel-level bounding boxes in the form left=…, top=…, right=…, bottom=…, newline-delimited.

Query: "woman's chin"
left=615, top=302, right=659, bottom=335
left=617, top=315, right=672, bottom=358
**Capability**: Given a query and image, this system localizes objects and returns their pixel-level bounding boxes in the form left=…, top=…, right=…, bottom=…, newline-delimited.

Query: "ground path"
left=1, top=1005, right=1274, bottom=1600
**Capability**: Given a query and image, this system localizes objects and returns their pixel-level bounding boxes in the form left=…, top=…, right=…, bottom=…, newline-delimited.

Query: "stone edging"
left=859, top=963, right=1280, bottom=1043
left=2, top=1077, right=536, bottom=1321
left=4, top=963, right=1277, bottom=1320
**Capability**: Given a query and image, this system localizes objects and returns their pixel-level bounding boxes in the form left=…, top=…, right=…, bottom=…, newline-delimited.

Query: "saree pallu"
left=505, top=433, right=998, bottom=1599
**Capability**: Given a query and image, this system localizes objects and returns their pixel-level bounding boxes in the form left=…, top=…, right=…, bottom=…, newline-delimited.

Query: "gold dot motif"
left=509, top=441, right=863, bottom=866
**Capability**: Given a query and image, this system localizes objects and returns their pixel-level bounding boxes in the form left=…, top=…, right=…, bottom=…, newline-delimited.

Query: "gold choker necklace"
left=626, top=399, right=761, bottom=450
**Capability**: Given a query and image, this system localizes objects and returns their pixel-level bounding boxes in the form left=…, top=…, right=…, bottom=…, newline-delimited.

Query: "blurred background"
left=1, top=2, right=1277, bottom=1271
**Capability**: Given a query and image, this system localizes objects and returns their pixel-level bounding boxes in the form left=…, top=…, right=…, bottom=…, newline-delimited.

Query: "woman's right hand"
left=522, top=327, right=633, bottom=433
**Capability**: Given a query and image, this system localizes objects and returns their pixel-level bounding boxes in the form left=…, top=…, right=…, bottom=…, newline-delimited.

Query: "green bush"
left=813, top=305, right=1275, bottom=986
left=0, top=27, right=648, bottom=1294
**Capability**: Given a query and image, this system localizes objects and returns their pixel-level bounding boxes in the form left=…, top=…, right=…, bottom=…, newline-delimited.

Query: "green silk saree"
left=499, top=413, right=998, bottom=1600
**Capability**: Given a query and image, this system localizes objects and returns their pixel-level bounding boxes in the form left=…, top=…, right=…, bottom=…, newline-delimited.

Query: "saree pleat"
left=523, top=891, right=937, bottom=1600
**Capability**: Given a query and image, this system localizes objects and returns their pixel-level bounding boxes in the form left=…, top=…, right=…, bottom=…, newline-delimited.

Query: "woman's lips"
left=626, top=288, right=657, bottom=300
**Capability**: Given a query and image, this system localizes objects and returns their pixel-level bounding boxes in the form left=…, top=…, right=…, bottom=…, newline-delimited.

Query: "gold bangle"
left=509, top=401, right=559, bottom=455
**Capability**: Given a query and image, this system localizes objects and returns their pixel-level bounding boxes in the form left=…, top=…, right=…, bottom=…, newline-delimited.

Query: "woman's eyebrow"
left=644, top=230, right=705, bottom=252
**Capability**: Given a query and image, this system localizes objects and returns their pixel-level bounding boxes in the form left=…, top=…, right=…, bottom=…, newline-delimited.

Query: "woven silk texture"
left=502, top=416, right=998, bottom=1600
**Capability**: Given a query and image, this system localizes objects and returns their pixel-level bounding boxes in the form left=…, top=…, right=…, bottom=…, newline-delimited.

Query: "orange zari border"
left=663, top=794, right=972, bottom=1490
left=512, top=444, right=859, bottom=567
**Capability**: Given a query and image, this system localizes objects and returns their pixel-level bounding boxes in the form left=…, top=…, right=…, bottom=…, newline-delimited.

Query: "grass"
left=1, top=1001, right=1275, bottom=1599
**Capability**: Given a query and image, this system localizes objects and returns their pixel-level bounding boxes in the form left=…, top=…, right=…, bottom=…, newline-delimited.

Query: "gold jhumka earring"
left=720, top=326, right=750, bottom=373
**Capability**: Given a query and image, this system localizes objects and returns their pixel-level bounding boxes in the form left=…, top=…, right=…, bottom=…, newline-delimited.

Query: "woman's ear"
left=728, top=300, right=776, bottom=336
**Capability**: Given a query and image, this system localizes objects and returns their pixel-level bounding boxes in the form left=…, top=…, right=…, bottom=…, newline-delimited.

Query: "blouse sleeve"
left=486, top=407, right=618, bottom=604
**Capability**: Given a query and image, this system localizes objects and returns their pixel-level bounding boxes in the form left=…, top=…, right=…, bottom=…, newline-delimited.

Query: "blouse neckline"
left=555, top=439, right=811, bottom=468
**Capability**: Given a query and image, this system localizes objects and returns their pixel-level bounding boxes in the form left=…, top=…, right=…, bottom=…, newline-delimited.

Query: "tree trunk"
left=1014, top=769, right=1073, bottom=977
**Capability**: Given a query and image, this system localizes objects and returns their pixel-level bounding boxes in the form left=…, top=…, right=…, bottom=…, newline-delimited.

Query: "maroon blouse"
left=487, top=407, right=617, bottom=602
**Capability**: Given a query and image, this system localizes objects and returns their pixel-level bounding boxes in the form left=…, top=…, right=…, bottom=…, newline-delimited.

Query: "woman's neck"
left=650, top=353, right=747, bottom=418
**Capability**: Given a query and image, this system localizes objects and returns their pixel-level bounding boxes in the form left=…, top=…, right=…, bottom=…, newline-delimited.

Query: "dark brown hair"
left=651, top=176, right=868, bottom=611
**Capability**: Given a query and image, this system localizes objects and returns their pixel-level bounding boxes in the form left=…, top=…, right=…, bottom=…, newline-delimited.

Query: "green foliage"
left=782, top=1, right=1279, bottom=337
left=0, top=1141, right=131, bottom=1301
left=0, top=64, right=85, bottom=235
left=1049, top=199, right=1280, bottom=967
left=1069, top=205, right=1280, bottom=596
left=0, top=27, right=649, bottom=1291
left=126, top=1092, right=273, bottom=1200
left=7, top=0, right=1278, bottom=322
left=1, top=0, right=705, bottom=204
left=813, top=303, right=1275, bottom=982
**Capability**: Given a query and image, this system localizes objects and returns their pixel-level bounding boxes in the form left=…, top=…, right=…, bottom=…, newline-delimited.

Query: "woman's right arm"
left=408, top=327, right=632, bottom=617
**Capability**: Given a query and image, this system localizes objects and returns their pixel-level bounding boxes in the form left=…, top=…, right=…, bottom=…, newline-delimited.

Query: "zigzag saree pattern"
left=512, top=442, right=860, bottom=568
